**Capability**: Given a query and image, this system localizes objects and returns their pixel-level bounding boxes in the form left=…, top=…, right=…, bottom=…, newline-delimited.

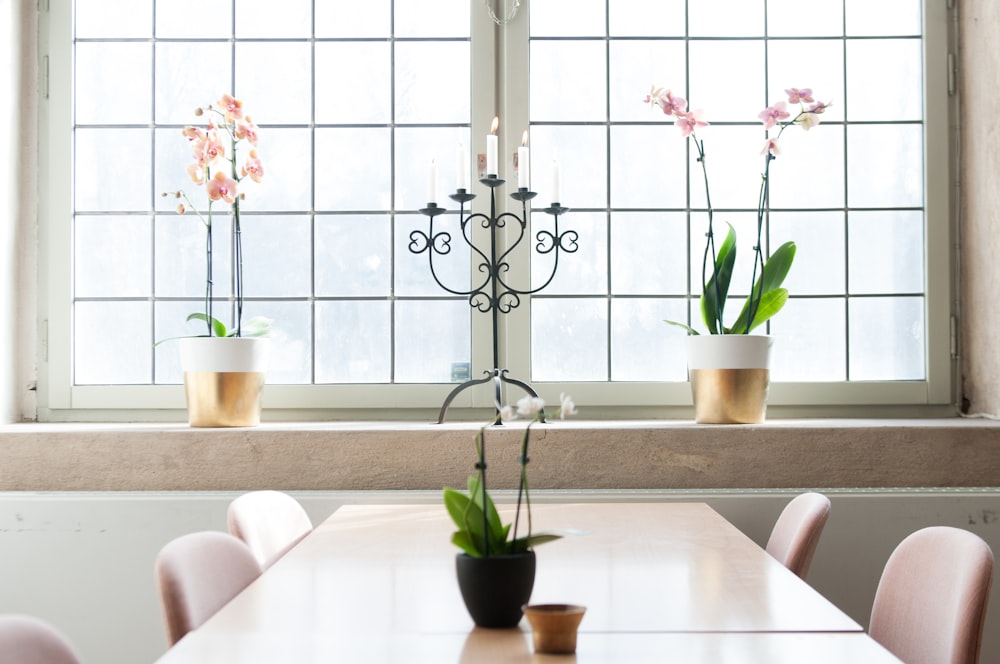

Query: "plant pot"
left=179, top=337, right=270, bottom=427
left=687, top=334, right=772, bottom=424
left=455, top=551, right=536, bottom=628
left=523, top=603, right=586, bottom=654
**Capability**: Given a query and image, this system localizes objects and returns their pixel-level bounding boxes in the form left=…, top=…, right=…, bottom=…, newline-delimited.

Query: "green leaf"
left=186, top=312, right=229, bottom=338
left=729, top=241, right=796, bottom=333
left=664, top=319, right=699, bottom=336
left=700, top=222, right=737, bottom=334
left=728, top=288, right=789, bottom=334
left=450, top=531, right=481, bottom=557
left=467, top=476, right=506, bottom=547
left=239, top=316, right=273, bottom=338
left=443, top=487, right=487, bottom=556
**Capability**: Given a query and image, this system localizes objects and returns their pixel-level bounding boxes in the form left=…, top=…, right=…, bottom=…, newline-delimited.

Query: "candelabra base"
left=438, top=368, right=546, bottom=424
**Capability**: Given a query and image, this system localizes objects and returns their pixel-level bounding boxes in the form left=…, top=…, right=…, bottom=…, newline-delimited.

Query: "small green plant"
left=443, top=394, right=576, bottom=558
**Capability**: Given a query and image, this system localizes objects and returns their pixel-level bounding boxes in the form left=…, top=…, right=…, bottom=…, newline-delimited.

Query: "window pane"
left=75, top=129, right=151, bottom=212
left=75, top=43, right=151, bottom=125
left=530, top=126, right=607, bottom=208
left=847, top=125, right=923, bottom=208
left=154, top=44, right=232, bottom=125
left=315, top=129, right=392, bottom=211
left=317, top=1, right=389, bottom=37
left=611, top=299, right=688, bottom=381
left=235, top=43, right=312, bottom=125
left=770, top=299, right=847, bottom=381
left=395, top=0, right=469, bottom=38
left=316, top=301, right=391, bottom=383
left=768, top=124, right=845, bottom=209
left=394, top=300, right=470, bottom=382
left=251, top=301, right=314, bottom=384
left=75, top=216, right=151, bottom=297
left=530, top=0, right=606, bottom=37
left=770, top=212, right=845, bottom=296
left=396, top=214, right=470, bottom=297
left=766, top=0, right=843, bottom=37
left=848, top=211, right=924, bottom=295
left=689, top=41, right=766, bottom=120
left=395, top=128, right=471, bottom=210
left=241, top=215, right=311, bottom=297
left=611, top=41, right=687, bottom=122
left=235, top=0, right=311, bottom=38
left=767, top=40, right=844, bottom=124
left=610, top=0, right=685, bottom=37
left=316, top=215, right=391, bottom=297
left=532, top=211, right=605, bottom=294
left=156, top=0, right=231, bottom=38
left=532, top=298, right=608, bottom=381
left=611, top=212, right=688, bottom=295
left=75, top=302, right=152, bottom=384
left=688, top=0, right=763, bottom=37
left=316, top=43, right=391, bottom=124
left=847, top=39, right=923, bottom=122
left=845, top=0, right=921, bottom=36
left=76, top=0, right=150, bottom=38
left=247, top=128, right=312, bottom=212
left=849, top=297, right=925, bottom=380
left=610, top=125, right=687, bottom=209
left=530, top=41, right=607, bottom=122
left=395, top=42, right=470, bottom=125
left=686, top=126, right=764, bottom=211
left=155, top=213, right=232, bottom=298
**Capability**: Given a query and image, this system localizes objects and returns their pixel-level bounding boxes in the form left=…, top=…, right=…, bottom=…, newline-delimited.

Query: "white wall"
left=1, top=489, right=999, bottom=664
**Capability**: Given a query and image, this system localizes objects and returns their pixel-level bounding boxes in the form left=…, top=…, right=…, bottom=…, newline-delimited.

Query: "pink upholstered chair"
left=869, top=526, right=993, bottom=664
left=0, top=614, right=82, bottom=664
left=227, top=490, right=314, bottom=569
left=155, top=531, right=262, bottom=646
left=765, top=491, right=831, bottom=579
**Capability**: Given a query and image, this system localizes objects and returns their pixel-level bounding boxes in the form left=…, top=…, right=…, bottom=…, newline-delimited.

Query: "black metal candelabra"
left=410, top=176, right=577, bottom=423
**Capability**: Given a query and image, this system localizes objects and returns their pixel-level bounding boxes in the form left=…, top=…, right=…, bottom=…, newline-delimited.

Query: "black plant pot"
left=455, top=551, right=536, bottom=628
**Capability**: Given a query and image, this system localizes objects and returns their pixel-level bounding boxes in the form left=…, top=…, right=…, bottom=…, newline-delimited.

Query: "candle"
left=550, top=159, right=561, bottom=204
left=427, top=158, right=437, bottom=204
left=456, top=143, right=469, bottom=191
left=517, top=131, right=529, bottom=189
left=486, top=116, right=499, bottom=176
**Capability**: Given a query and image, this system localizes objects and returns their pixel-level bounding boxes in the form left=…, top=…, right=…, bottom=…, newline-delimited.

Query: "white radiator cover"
left=1, top=489, right=998, bottom=664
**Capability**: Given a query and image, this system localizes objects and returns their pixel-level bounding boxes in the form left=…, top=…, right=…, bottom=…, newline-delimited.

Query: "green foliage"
left=665, top=224, right=796, bottom=335
left=443, top=476, right=561, bottom=558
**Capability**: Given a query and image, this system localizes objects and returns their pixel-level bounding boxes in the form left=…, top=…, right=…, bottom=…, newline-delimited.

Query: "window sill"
left=1, top=417, right=997, bottom=491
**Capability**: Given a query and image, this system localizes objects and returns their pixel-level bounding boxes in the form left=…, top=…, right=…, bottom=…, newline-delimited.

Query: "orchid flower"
left=217, top=93, right=244, bottom=122
left=758, top=101, right=790, bottom=129
left=785, top=87, right=814, bottom=104
left=761, top=137, right=781, bottom=156
left=241, top=149, right=264, bottom=183
left=675, top=109, right=709, bottom=137
left=206, top=171, right=239, bottom=204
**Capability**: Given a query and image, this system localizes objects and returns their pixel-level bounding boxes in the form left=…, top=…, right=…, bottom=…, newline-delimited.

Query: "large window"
left=39, top=0, right=954, bottom=419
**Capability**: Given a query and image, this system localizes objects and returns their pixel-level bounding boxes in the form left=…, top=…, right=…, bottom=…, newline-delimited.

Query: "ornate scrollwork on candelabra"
left=411, top=177, right=576, bottom=423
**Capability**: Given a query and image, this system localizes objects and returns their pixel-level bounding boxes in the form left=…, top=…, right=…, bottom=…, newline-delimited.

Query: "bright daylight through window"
left=43, top=0, right=950, bottom=416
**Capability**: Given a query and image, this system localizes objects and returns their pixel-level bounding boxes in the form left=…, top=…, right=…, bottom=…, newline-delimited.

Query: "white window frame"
left=35, top=0, right=956, bottom=421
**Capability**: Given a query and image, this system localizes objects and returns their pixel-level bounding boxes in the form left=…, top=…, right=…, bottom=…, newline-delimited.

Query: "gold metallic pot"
left=687, top=335, right=772, bottom=424
left=179, top=337, right=270, bottom=427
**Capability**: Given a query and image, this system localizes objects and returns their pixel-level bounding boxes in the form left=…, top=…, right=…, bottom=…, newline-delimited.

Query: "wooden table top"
left=156, top=503, right=900, bottom=663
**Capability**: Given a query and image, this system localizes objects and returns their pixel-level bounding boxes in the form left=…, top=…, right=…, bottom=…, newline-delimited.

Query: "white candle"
left=517, top=130, right=529, bottom=189
left=486, top=116, right=499, bottom=176
left=427, top=158, right=437, bottom=204
left=550, top=159, right=561, bottom=204
left=456, top=143, right=469, bottom=191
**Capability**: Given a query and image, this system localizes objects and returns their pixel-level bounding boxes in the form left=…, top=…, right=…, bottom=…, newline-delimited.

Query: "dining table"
left=154, top=502, right=902, bottom=662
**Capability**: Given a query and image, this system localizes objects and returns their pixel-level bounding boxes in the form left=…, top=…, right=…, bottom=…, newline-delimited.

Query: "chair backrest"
left=0, top=614, right=82, bottom=664
left=764, top=491, right=831, bottom=579
left=227, top=490, right=314, bottom=569
left=155, top=530, right=262, bottom=646
left=870, top=526, right=994, bottom=664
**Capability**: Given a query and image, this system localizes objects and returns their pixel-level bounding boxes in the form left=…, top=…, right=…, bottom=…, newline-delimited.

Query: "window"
left=38, top=0, right=954, bottom=419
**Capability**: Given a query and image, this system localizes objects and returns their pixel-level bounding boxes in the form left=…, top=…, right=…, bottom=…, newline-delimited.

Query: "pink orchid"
left=761, top=138, right=781, bottom=156
left=175, top=202, right=186, bottom=215
left=758, top=101, right=790, bottom=129
left=241, top=149, right=264, bottom=183
left=235, top=116, right=260, bottom=146
left=785, top=88, right=814, bottom=104
left=643, top=85, right=665, bottom=105
left=808, top=100, right=832, bottom=114
left=217, top=93, right=244, bottom=122
left=186, top=161, right=207, bottom=185
left=662, top=90, right=688, bottom=115
left=181, top=126, right=206, bottom=142
left=206, top=171, right=239, bottom=203
left=675, top=109, right=708, bottom=137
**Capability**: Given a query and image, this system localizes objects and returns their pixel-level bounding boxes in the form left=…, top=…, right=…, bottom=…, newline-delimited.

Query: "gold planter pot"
left=687, top=335, right=773, bottom=424
left=179, top=337, right=270, bottom=427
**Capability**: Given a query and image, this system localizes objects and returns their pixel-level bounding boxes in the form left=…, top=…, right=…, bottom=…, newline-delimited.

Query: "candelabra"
left=411, top=177, right=577, bottom=423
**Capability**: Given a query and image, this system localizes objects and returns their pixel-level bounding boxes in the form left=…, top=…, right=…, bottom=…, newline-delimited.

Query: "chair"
left=155, top=531, right=262, bottom=646
left=0, top=614, right=82, bottom=664
left=227, top=490, right=314, bottom=570
left=869, top=526, right=993, bottom=664
left=764, top=491, right=831, bottom=579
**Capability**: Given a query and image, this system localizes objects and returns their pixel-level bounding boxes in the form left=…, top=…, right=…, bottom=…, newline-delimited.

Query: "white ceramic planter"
left=687, top=335, right=773, bottom=424
left=179, top=337, right=270, bottom=427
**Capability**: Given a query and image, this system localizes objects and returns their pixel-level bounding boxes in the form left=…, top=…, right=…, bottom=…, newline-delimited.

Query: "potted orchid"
left=444, top=393, right=576, bottom=628
left=162, top=94, right=272, bottom=427
left=645, top=86, right=831, bottom=422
